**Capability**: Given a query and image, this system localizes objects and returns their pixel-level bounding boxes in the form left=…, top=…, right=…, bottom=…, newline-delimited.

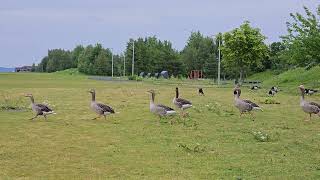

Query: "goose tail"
left=253, top=107, right=263, bottom=111
left=45, top=111, right=56, bottom=115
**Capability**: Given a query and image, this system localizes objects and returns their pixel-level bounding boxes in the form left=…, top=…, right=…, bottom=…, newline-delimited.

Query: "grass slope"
left=0, top=72, right=320, bottom=179
left=247, top=66, right=320, bottom=94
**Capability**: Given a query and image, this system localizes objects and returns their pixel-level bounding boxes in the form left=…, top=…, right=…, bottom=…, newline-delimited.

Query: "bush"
left=128, top=75, right=143, bottom=81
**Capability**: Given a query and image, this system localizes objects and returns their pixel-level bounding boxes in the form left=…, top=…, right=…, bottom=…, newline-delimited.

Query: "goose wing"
left=97, top=103, right=115, bottom=113
left=176, top=98, right=192, bottom=105
left=157, top=104, right=174, bottom=111
left=35, top=104, right=52, bottom=112
left=243, top=99, right=260, bottom=108
left=309, top=102, right=320, bottom=108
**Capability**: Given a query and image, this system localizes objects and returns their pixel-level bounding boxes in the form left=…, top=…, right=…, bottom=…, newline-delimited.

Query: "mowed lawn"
left=0, top=73, right=319, bottom=179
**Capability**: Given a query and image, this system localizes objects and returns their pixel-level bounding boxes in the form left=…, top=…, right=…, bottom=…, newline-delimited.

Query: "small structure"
left=139, top=72, right=145, bottom=77
left=189, top=70, right=203, bottom=79
left=154, top=73, right=160, bottom=79
left=160, top=71, right=169, bottom=79
left=15, top=66, right=32, bottom=72
left=146, top=73, right=151, bottom=78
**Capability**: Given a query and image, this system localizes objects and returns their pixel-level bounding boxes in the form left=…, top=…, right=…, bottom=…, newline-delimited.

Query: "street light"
left=218, top=38, right=221, bottom=86
left=111, top=48, right=114, bottom=77
left=123, top=54, right=126, bottom=77
left=132, top=40, right=134, bottom=76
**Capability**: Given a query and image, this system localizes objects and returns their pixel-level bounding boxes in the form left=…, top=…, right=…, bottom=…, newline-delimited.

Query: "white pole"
left=111, top=50, right=114, bottom=77
left=218, top=38, right=221, bottom=86
left=123, top=54, right=126, bottom=76
left=132, top=40, right=134, bottom=76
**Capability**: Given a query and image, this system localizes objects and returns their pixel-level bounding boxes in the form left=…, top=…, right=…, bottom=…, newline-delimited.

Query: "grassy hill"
left=247, top=66, right=320, bottom=93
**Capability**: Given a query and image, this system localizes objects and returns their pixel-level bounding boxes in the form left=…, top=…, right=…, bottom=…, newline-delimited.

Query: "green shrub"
left=128, top=75, right=143, bottom=81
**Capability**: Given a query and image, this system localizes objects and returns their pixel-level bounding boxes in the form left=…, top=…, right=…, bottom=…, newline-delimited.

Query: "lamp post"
left=111, top=49, right=114, bottom=77
left=132, top=40, right=134, bottom=76
left=123, top=54, right=126, bottom=76
left=218, top=38, right=221, bottom=86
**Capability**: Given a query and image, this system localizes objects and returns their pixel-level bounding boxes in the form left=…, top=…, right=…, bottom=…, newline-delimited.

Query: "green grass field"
left=0, top=72, right=320, bottom=179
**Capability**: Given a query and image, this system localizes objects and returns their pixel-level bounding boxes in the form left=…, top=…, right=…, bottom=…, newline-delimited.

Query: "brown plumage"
left=298, top=85, right=320, bottom=121
left=24, top=93, right=55, bottom=120
left=233, top=86, right=262, bottom=118
left=88, top=89, right=115, bottom=120
left=173, top=87, right=192, bottom=116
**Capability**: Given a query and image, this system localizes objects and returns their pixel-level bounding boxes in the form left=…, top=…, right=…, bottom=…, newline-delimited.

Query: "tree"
left=281, top=5, right=320, bottom=67
left=124, top=36, right=183, bottom=76
left=77, top=44, right=112, bottom=75
left=72, top=45, right=85, bottom=68
left=181, top=31, right=217, bottom=78
left=221, top=21, right=269, bottom=80
left=46, top=49, right=72, bottom=72
left=36, top=56, right=49, bottom=72
left=268, top=42, right=286, bottom=69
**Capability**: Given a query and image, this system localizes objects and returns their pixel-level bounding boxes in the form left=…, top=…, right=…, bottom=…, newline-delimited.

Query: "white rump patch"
left=44, top=111, right=56, bottom=115
left=104, top=112, right=111, bottom=115
left=166, top=111, right=176, bottom=115
left=253, top=107, right=263, bottom=111
left=182, top=104, right=192, bottom=109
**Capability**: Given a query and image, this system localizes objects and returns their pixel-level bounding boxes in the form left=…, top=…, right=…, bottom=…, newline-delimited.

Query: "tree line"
left=34, top=5, right=320, bottom=80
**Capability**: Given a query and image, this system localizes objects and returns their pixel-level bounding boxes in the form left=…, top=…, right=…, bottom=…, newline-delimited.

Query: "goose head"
left=88, top=89, right=95, bottom=94
left=298, top=85, right=305, bottom=93
left=24, top=93, right=33, bottom=98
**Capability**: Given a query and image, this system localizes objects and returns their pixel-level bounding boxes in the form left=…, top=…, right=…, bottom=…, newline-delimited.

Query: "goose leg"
left=29, top=115, right=38, bottom=120
left=43, top=115, right=47, bottom=120
left=103, top=115, right=106, bottom=120
left=249, top=111, right=255, bottom=120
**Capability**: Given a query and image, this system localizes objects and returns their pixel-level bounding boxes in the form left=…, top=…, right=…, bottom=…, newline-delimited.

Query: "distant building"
left=15, top=66, right=32, bottom=72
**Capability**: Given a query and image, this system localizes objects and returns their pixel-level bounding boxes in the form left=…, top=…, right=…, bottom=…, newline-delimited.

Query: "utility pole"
left=132, top=40, right=135, bottom=76
left=218, top=38, right=221, bottom=86
left=123, top=54, right=126, bottom=76
left=111, top=50, right=114, bottom=77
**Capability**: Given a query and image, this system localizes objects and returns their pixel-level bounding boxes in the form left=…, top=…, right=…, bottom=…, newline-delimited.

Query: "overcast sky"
left=0, top=0, right=318, bottom=67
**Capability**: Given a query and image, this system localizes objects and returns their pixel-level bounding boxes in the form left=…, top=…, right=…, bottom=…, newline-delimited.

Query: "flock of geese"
left=24, top=85, right=320, bottom=121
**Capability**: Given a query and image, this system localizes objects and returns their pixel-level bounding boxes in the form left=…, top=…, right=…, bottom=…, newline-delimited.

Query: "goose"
left=298, top=85, right=320, bottom=121
left=24, top=93, right=55, bottom=120
left=198, top=88, right=205, bottom=96
left=88, top=89, right=115, bottom=120
left=173, top=87, right=192, bottom=116
left=234, top=86, right=262, bottom=117
left=251, top=85, right=260, bottom=90
left=147, top=89, right=176, bottom=117
left=304, top=88, right=318, bottom=95
left=268, top=86, right=279, bottom=96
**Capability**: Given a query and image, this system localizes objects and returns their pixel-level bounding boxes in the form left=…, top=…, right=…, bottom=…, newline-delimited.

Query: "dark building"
left=15, top=66, right=32, bottom=72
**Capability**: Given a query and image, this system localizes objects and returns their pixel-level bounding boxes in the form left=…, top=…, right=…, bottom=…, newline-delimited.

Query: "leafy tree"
left=281, top=5, right=320, bottom=67
left=46, top=49, right=72, bottom=72
left=77, top=44, right=112, bottom=75
left=181, top=31, right=217, bottom=78
left=268, top=42, right=286, bottom=69
left=124, top=36, right=183, bottom=76
left=36, top=56, right=49, bottom=72
left=72, top=45, right=85, bottom=68
left=221, top=21, right=269, bottom=80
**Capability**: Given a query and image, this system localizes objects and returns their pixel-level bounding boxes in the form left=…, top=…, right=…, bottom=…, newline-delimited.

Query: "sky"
left=0, top=0, right=318, bottom=67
